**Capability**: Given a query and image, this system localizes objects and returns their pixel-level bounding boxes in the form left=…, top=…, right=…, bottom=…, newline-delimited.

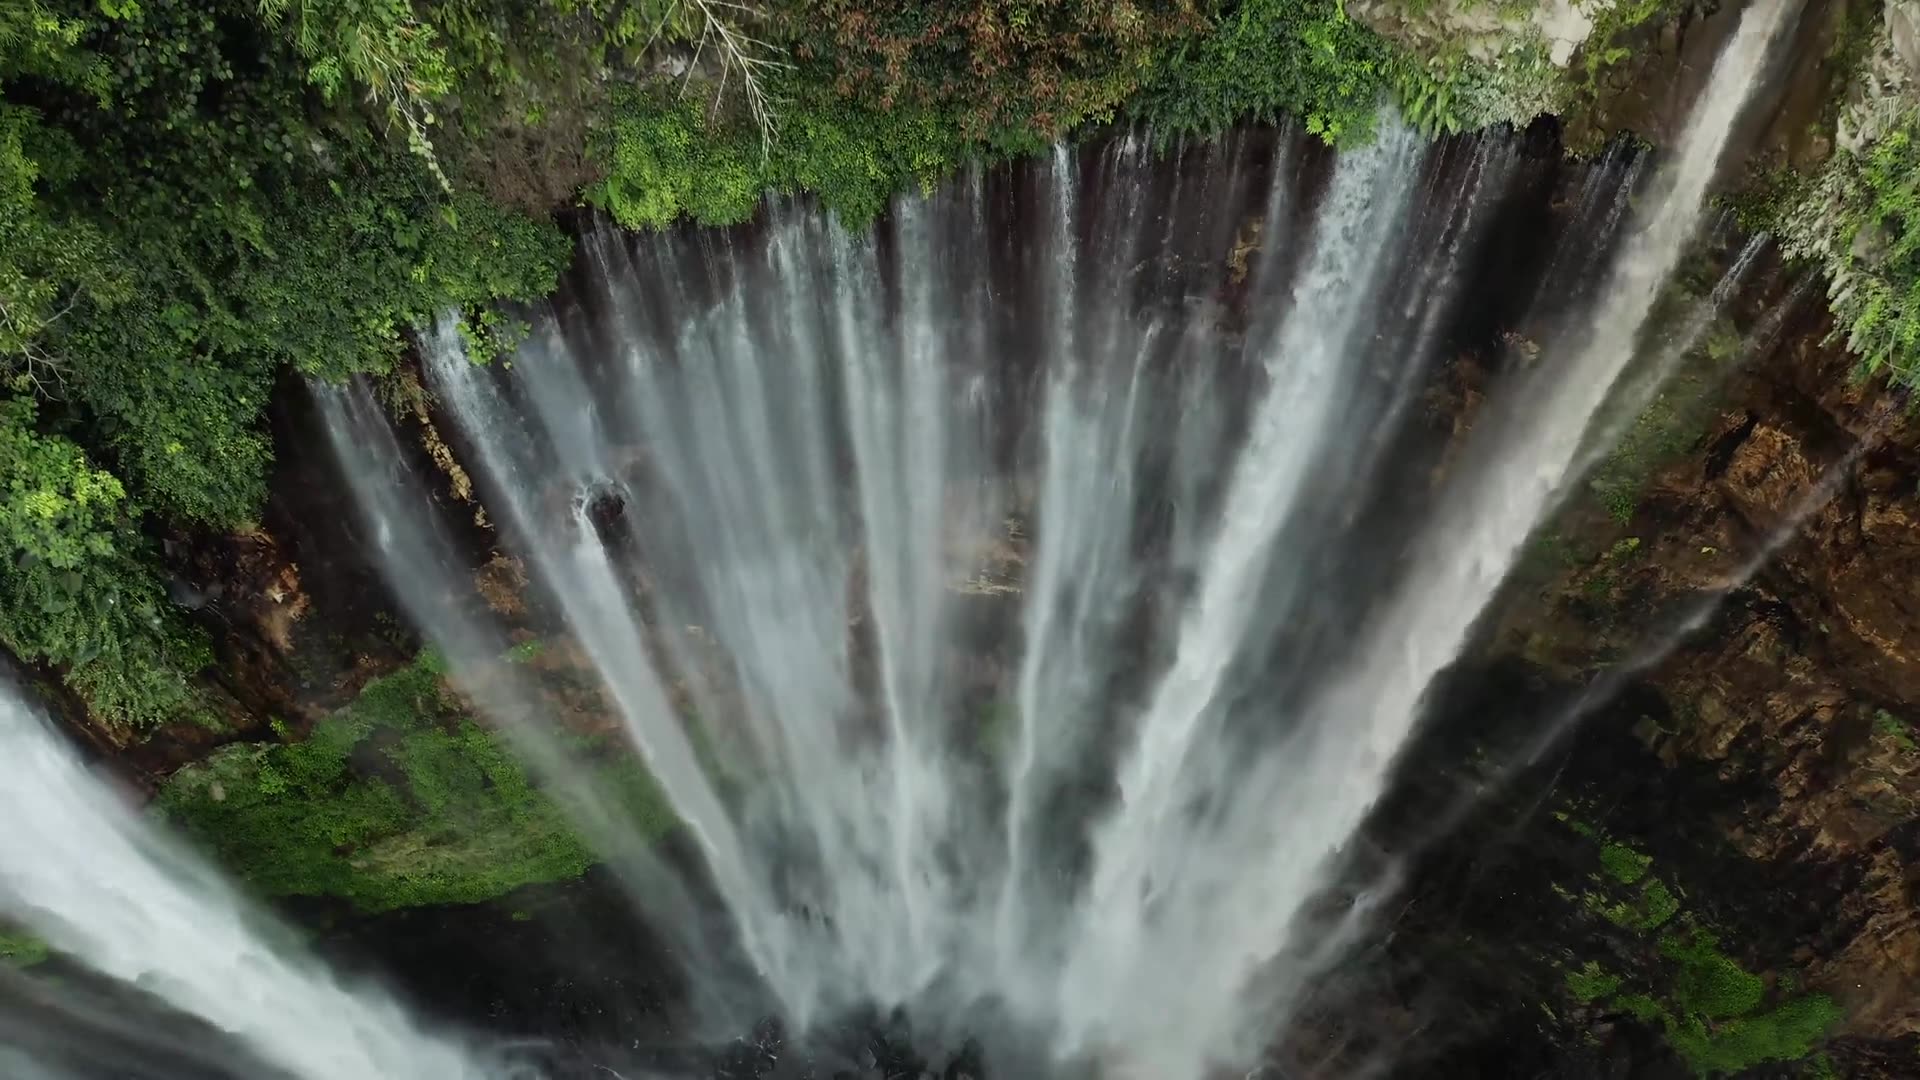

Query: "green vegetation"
left=1574, top=0, right=1683, bottom=89
left=1577, top=535, right=1644, bottom=601
left=590, top=0, right=1220, bottom=228
left=1127, top=0, right=1405, bottom=145
left=158, top=651, right=676, bottom=911
left=1639, top=985, right=1845, bottom=1078
left=1873, top=708, right=1916, bottom=751
left=592, top=0, right=1559, bottom=230
left=0, top=926, right=49, bottom=968
left=1554, top=813, right=1842, bottom=1076
left=1566, top=960, right=1622, bottom=1003
left=1600, top=842, right=1653, bottom=885
left=1791, top=121, right=1920, bottom=386
left=793, top=0, right=1196, bottom=144
left=1, top=0, right=570, bottom=730
left=504, top=637, right=546, bottom=664
left=1557, top=0, right=1685, bottom=155
left=1588, top=875, right=1680, bottom=932
left=594, top=83, right=977, bottom=227
left=1720, top=0, right=1920, bottom=398
left=1661, top=926, right=1765, bottom=1020
left=1752, top=103, right=1920, bottom=393
left=1553, top=808, right=1600, bottom=839
left=1131, top=0, right=1560, bottom=142
left=0, top=401, right=215, bottom=728
left=1562, top=810, right=1669, bottom=928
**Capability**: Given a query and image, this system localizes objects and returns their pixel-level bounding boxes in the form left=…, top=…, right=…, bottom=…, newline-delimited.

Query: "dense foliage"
left=0, top=399, right=214, bottom=727
left=1, top=0, right=568, bottom=727
left=1729, top=9, right=1920, bottom=390
left=1797, top=122, right=1920, bottom=384
left=1732, top=113, right=1920, bottom=389
left=1128, top=0, right=1403, bottom=143
left=591, top=0, right=1508, bottom=230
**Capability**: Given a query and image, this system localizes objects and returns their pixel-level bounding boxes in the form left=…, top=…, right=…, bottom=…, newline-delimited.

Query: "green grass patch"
left=1600, top=842, right=1653, bottom=885
left=1664, top=994, right=1844, bottom=1077
left=1661, top=927, right=1766, bottom=1020
left=1873, top=709, right=1916, bottom=751
left=0, top=927, right=49, bottom=968
left=1588, top=877, right=1680, bottom=932
left=1608, top=987, right=1841, bottom=1076
left=1566, top=960, right=1623, bottom=1003
left=1554, top=807, right=1841, bottom=1074
left=591, top=0, right=1558, bottom=231
left=158, top=651, right=676, bottom=912
left=1591, top=925, right=1839, bottom=1076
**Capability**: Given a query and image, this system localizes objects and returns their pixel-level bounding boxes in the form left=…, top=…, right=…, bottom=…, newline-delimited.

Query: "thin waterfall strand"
left=0, top=691, right=496, bottom=1080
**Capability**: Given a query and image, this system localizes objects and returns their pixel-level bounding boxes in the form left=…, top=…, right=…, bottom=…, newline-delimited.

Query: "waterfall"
left=299, top=0, right=1797, bottom=1060
left=1050, top=2, right=1801, bottom=1070
left=0, top=689, right=503, bottom=1080
left=303, top=5, right=1798, bottom=1075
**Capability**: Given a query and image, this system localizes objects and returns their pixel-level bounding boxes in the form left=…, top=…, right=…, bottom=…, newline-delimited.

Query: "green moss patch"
left=1661, top=926, right=1766, bottom=1020
left=1586, top=913, right=1840, bottom=1077
left=0, top=927, right=49, bottom=968
left=1873, top=709, right=1917, bottom=751
left=1550, top=812, right=1842, bottom=1076
left=591, top=0, right=1565, bottom=231
left=1641, top=988, right=1843, bottom=1077
left=1588, top=876, right=1681, bottom=932
left=1566, top=960, right=1623, bottom=1003
left=158, top=652, right=675, bottom=912
left=1600, top=842, right=1653, bottom=884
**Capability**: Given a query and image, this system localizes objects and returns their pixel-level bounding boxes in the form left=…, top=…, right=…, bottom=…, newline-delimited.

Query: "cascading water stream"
left=308, top=6, right=1798, bottom=1075
left=1048, top=5, right=1799, bottom=1071
left=0, top=689, right=503, bottom=1080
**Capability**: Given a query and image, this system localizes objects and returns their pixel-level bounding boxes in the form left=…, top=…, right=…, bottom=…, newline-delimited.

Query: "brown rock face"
left=1480, top=292, right=1920, bottom=1055
left=1716, top=421, right=1822, bottom=526
left=1559, top=0, right=1861, bottom=176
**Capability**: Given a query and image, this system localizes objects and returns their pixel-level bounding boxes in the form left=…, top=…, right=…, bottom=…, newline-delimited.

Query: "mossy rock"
left=158, top=653, right=677, bottom=912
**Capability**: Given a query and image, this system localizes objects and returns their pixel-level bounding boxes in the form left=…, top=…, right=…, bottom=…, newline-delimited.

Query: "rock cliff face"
left=1562, top=0, right=1857, bottom=164
left=1324, top=275, right=1920, bottom=1077
left=1613, top=327, right=1920, bottom=1029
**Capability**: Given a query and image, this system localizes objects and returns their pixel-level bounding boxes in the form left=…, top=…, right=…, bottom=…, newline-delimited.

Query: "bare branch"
left=679, top=19, right=713, bottom=102
left=0, top=284, right=94, bottom=401
left=669, top=0, right=788, bottom=157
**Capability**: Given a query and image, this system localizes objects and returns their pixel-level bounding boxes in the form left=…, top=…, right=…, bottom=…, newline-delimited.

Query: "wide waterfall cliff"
left=6, top=0, right=1920, bottom=1077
